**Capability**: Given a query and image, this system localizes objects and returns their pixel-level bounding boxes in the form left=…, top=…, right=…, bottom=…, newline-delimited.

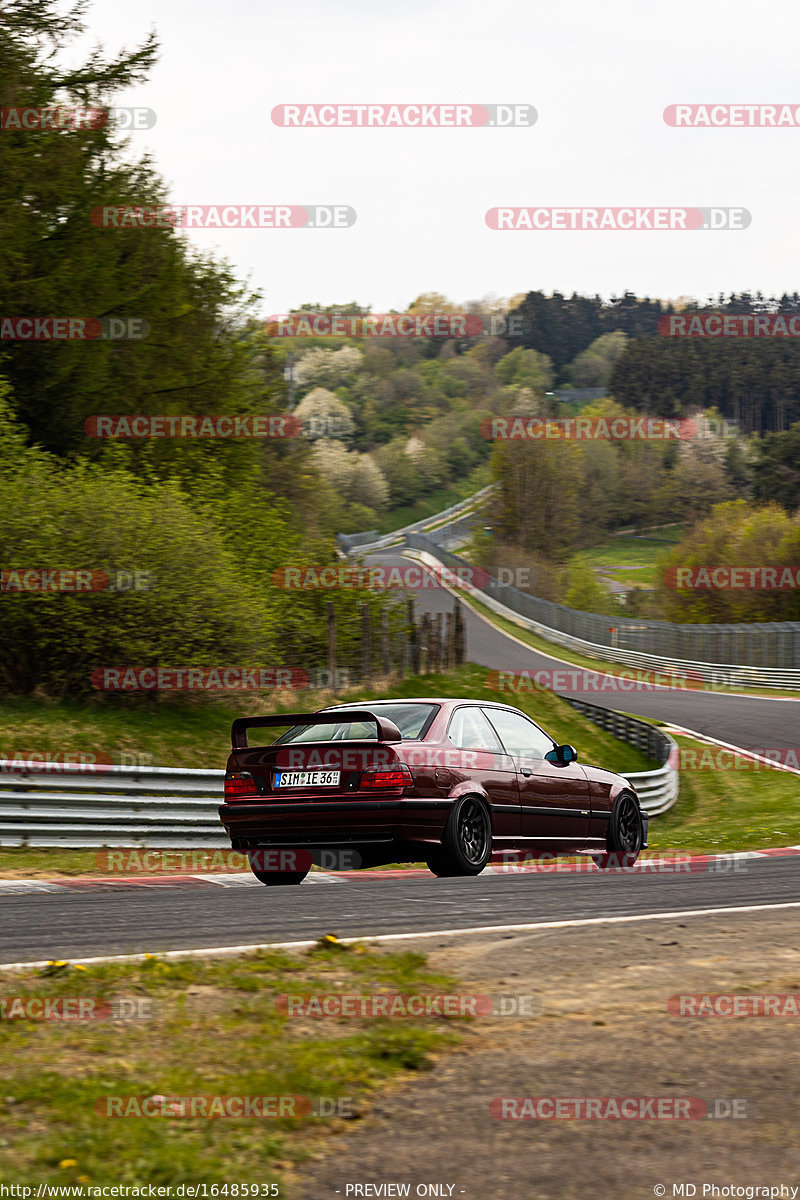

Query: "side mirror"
left=545, top=744, right=578, bottom=766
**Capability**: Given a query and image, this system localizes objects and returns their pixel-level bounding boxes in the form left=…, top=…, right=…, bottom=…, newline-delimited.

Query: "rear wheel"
left=250, top=868, right=309, bottom=886
left=247, top=851, right=309, bottom=886
left=427, top=795, right=491, bottom=877
left=593, top=791, right=643, bottom=869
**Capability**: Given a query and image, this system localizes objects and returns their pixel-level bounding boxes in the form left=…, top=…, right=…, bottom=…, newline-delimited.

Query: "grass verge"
left=646, top=734, right=800, bottom=854
left=0, top=942, right=464, bottom=1185
left=573, top=527, right=684, bottom=590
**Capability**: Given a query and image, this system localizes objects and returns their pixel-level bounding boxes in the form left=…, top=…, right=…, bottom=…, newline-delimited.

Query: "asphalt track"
left=1, top=855, right=799, bottom=964
left=370, top=551, right=800, bottom=750
left=2, top=546, right=799, bottom=966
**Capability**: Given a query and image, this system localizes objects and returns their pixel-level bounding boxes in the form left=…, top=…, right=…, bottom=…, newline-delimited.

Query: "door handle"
left=520, top=767, right=533, bottom=777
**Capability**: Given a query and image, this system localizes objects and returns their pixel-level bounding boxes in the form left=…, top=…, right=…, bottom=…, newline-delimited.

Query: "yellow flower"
left=59, top=1159, right=77, bottom=1169
left=77, top=1177, right=90, bottom=1184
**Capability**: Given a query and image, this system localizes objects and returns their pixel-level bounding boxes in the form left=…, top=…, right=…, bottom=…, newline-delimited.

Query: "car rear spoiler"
left=231, top=710, right=403, bottom=750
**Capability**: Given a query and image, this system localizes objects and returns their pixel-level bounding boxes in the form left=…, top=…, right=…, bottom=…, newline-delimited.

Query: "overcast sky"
left=70, top=0, right=800, bottom=315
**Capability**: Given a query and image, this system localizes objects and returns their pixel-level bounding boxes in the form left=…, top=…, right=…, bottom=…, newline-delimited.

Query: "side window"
left=482, top=708, right=554, bottom=759
left=447, top=707, right=504, bottom=752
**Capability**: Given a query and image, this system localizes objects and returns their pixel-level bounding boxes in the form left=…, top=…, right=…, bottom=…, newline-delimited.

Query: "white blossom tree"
left=294, top=346, right=363, bottom=389
left=294, top=387, right=355, bottom=440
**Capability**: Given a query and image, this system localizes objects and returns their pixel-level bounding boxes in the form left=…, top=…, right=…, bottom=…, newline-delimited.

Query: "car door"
left=482, top=707, right=590, bottom=848
left=445, top=705, right=520, bottom=840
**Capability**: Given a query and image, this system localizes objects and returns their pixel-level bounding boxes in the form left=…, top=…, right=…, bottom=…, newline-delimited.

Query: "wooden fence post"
left=327, top=601, right=336, bottom=684
left=408, top=599, right=419, bottom=675
left=454, top=599, right=465, bottom=665
left=419, top=613, right=430, bottom=674
left=361, top=603, right=371, bottom=683
left=381, top=609, right=390, bottom=676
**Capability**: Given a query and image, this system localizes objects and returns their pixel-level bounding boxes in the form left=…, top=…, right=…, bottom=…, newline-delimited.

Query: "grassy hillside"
left=0, top=663, right=656, bottom=775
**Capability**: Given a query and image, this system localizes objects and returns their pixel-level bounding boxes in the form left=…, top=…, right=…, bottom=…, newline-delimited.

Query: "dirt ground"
left=294, top=910, right=800, bottom=1200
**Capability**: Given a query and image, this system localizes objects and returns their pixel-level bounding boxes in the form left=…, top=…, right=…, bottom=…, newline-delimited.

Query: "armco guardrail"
left=0, top=764, right=229, bottom=849
left=561, top=698, right=678, bottom=816
left=403, top=539, right=800, bottom=687
left=0, top=707, right=676, bottom=847
left=336, top=485, right=494, bottom=556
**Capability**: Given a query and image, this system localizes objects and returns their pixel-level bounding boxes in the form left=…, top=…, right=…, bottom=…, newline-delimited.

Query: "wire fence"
left=406, top=535, right=800, bottom=679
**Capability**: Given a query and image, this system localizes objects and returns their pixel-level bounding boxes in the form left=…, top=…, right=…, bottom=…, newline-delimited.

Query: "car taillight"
left=224, top=771, right=257, bottom=800
left=359, top=763, right=413, bottom=790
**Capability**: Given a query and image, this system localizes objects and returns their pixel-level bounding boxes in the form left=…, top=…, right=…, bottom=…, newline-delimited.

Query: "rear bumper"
left=218, top=798, right=452, bottom=848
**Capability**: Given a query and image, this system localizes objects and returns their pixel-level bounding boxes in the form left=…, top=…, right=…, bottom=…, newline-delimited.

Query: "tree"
left=494, top=346, right=554, bottom=392
left=656, top=500, right=800, bottom=622
left=0, top=0, right=271, bottom=476
left=311, top=439, right=389, bottom=512
left=751, top=422, right=800, bottom=511
left=294, top=388, right=355, bottom=441
left=294, top=346, right=363, bottom=390
left=564, top=331, right=627, bottom=388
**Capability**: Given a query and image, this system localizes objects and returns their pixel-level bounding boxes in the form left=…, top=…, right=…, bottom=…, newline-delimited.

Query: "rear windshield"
left=272, top=704, right=438, bottom=744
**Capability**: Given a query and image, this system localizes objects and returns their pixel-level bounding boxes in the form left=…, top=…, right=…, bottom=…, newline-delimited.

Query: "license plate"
left=274, top=770, right=341, bottom=788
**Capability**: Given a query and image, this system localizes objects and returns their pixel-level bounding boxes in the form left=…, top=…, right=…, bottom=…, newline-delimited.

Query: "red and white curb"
left=2, top=846, right=800, bottom=894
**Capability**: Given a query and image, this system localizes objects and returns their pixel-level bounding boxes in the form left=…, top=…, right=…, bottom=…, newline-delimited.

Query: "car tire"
left=593, top=790, right=643, bottom=869
left=250, top=868, right=309, bottom=886
left=427, top=795, right=491, bottom=877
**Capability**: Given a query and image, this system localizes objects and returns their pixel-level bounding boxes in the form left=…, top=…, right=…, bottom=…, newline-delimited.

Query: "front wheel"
left=427, top=795, right=491, bottom=877
left=593, top=791, right=643, bottom=869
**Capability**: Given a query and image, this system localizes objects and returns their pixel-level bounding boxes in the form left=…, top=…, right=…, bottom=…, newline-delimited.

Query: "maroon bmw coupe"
left=218, top=698, right=648, bottom=884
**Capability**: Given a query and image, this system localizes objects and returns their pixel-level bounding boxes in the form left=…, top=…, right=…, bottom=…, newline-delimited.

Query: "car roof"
left=319, top=698, right=526, bottom=712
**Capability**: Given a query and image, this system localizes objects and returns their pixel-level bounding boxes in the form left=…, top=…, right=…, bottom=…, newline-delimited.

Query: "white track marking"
left=2, top=899, right=800, bottom=971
